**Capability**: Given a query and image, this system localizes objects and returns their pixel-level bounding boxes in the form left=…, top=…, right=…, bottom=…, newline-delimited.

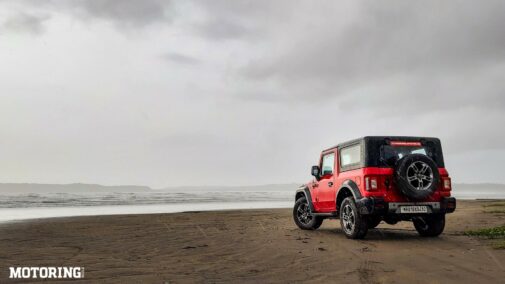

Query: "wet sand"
left=0, top=200, right=504, bottom=283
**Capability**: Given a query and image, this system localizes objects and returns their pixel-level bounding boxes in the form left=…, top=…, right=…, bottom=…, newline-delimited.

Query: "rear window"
left=340, top=144, right=362, bottom=167
left=341, top=137, right=445, bottom=168
left=381, top=145, right=433, bottom=167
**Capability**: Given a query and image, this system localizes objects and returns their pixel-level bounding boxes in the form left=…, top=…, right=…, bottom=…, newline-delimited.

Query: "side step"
left=312, top=211, right=338, bottom=218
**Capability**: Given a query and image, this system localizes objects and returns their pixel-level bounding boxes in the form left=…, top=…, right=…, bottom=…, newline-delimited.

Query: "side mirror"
left=311, top=165, right=320, bottom=179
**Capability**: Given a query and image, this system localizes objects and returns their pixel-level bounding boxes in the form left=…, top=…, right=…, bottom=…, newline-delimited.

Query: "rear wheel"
left=413, top=214, right=445, bottom=237
left=339, top=197, right=368, bottom=239
left=293, top=197, right=323, bottom=230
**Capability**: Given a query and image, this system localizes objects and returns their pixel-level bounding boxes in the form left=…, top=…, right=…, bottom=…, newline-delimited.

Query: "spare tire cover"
left=395, top=154, right=440, bottom=200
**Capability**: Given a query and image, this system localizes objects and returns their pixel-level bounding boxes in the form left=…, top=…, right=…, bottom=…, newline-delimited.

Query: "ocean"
left=0, top=184, right=503, bottom=222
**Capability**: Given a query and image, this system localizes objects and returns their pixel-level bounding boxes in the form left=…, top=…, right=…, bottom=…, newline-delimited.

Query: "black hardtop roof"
left=322, top=136, right=441, bottom=152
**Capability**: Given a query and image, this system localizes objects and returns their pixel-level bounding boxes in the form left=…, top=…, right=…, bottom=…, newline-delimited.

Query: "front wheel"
left=339, top=197, right=368, bottom=239
left=413, top=214, right=445, bottom=237
left=293, top=197, right=323, bottom=230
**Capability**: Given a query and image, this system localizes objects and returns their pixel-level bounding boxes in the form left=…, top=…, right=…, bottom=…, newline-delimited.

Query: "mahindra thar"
left=293, top=136, right=456, bottom=239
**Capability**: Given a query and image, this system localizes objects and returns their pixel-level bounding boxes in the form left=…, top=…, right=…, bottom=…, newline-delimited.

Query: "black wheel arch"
left=336, top=180, right=362, bottom=213
left=295, top=186, right=315, bottom=212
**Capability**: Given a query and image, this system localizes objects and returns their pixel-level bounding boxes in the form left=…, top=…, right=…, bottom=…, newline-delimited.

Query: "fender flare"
left=295, top=186, right=315, bottom=212
left=336, top=179, right=363, bottom=201
left=336, top=180, right=382, bottom=215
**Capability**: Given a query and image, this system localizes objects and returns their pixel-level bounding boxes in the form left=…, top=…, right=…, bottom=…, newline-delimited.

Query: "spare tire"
left=395, top=154, right=439, bottom=200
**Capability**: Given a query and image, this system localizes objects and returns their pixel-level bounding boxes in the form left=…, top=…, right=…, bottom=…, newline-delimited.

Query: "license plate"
left=400, top=206, right=428, bottom=213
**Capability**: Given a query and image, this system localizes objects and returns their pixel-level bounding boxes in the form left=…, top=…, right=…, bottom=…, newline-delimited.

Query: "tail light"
left=365, top=176, right=378, bottom=191
left=442, top=177, right=451, bottom=191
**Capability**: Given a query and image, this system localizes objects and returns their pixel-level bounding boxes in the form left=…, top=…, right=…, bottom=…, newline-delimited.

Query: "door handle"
left=328, top=181, right=333, bottom=187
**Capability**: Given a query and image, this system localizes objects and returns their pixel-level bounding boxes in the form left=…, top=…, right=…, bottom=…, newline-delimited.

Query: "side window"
left=321, top=153, right=335, bottom=175
left=340, top=144, right=362, bottom=170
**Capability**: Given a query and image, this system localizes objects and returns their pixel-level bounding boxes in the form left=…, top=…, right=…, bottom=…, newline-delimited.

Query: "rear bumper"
left=356, top=197, right=456, bottom=215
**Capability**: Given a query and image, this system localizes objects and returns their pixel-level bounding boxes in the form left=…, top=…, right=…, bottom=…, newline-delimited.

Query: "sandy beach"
left=0, top=200, right=504, bottom=283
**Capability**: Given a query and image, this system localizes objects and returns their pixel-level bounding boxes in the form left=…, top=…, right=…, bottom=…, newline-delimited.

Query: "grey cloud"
left=1, top=0, right=505, bottom=187
left=74, top=0, right=172, bottom=27
left=1, top=12, right=50, bottom=35
left=5, top=0, right=265, bottom=36
left=4, top=0, right=172, bottom=29
left=241, top=1, right=505, bottom=109
left=189, top=0, right=288, bottom=40
left=194, top=18, right=251, bottom=40
left=162, top=52, right=201, bottom=65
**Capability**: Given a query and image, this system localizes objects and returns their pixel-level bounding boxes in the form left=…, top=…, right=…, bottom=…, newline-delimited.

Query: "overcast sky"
left=1, top=0, right=504, bottom=187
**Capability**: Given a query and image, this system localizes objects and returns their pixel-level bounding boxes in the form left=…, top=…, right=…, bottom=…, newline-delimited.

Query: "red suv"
left=293, top=136, right=456, bottom=239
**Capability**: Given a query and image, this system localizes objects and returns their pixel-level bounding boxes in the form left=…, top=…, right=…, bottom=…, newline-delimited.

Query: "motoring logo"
left=9, top=267, right=84, bottom=279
